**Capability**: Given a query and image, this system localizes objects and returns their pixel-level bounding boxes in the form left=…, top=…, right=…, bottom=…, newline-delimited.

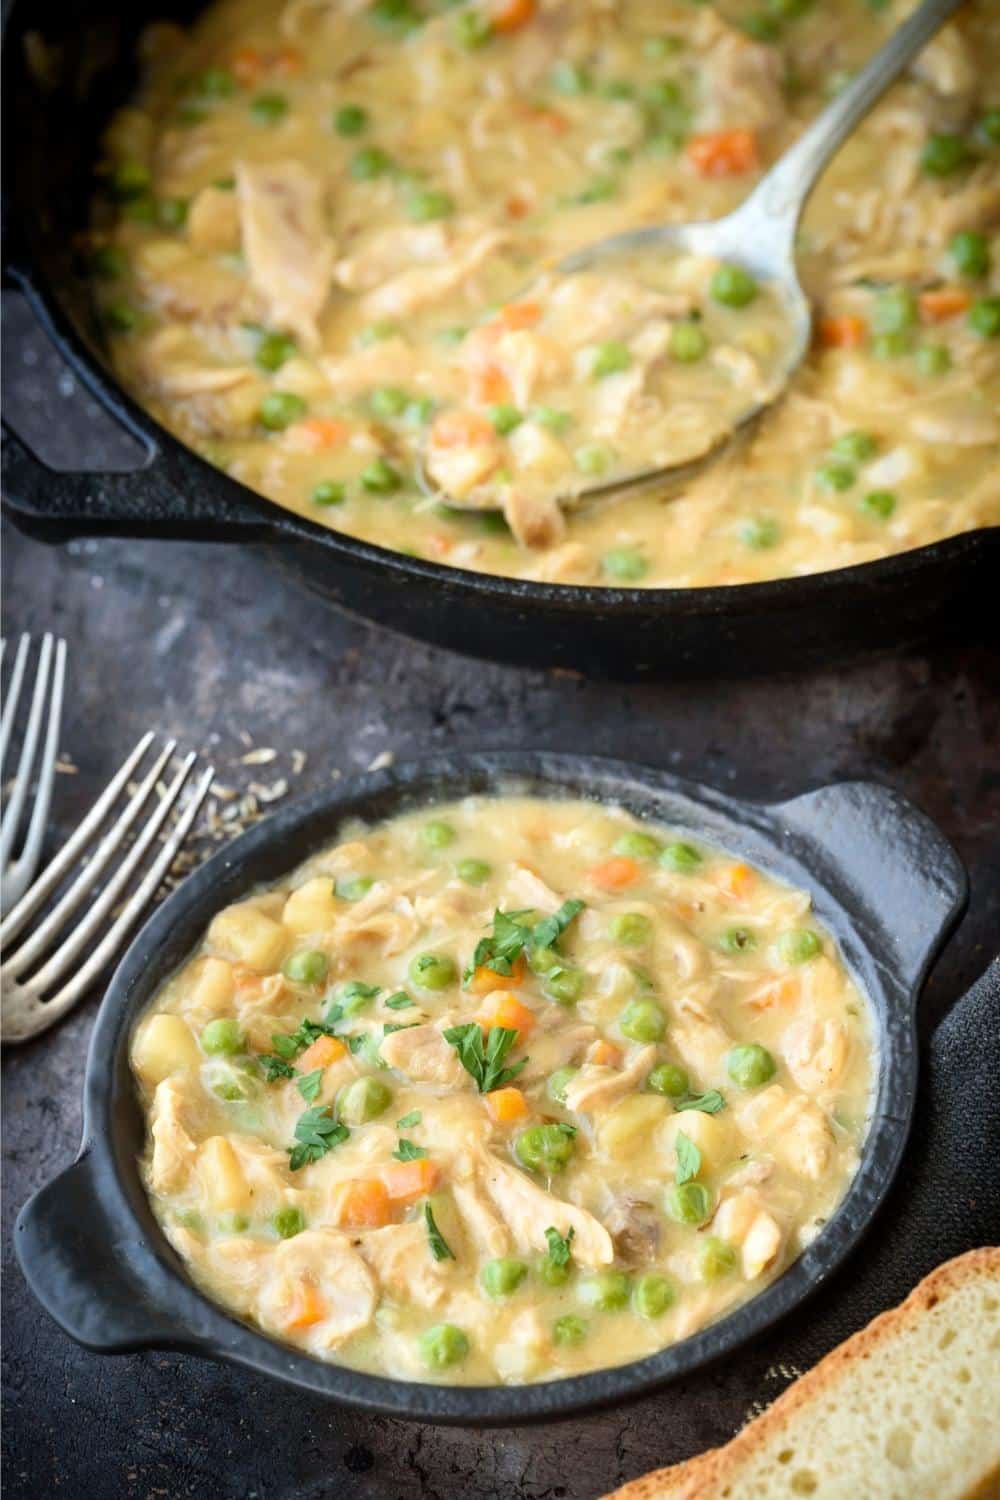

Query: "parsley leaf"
left=465, top=901, right=585, bottom=982
left=442, top=1022, right=528, bottom=1093
left=259, top=1053, right=296, bottom=1082
left=342, top=980, right=380, bottom=1002
left=674, top=1129, right=701, bottom=1185
left=288, top=1105, right=349, bottom=1171
left=396, top=1109, right=422, bottom=1128
left=424, top=1200, right=455, bottom=1261
left=297, top=1068, right=324, bottom=1103
left=393, top=1138, right=428, bottom=1161
left=531, top=898, right=585, bottom=952
left=261, top=1018, right=337, bottom=1082
left=544, top=1225, right=574, bottom=1267
left=675, top=1090, right=726, bottom=1115
left=385, top=991, right=415, bottom=1010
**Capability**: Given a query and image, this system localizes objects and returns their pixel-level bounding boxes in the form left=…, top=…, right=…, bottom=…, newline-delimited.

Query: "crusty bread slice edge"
left=603, top=1448, right=716, bottom=1500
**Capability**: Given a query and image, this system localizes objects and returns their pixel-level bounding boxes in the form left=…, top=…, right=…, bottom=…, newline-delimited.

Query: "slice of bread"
left=606, top=1248, right=1000, bottom=1500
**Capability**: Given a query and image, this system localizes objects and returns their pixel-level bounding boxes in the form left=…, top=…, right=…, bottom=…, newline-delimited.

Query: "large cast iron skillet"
left=3, top=0, right=998, bottom=678
left=15, top=752, right=967, bottom=1423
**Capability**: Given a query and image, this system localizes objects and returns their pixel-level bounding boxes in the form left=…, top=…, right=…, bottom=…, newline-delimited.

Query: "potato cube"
left=597, top=1094, right=669, bottom=1159
left=282, top=876, right=339, bottom=936
left=186, top=956, right=235, bottom=1015
left=131, top=1013, right=200, bottom=1088
left=659, top=1108, right=733, bottom=1173
left=208, top=903, right=289, bottom=971
left=198, top=1136, right=251, bottom=1213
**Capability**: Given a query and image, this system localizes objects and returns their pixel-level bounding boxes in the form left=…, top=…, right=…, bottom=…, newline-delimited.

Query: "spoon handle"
left=747, top=0, right=965, bottom=243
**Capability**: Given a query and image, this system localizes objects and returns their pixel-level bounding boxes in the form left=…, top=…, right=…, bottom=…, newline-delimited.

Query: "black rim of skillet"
left=16, top=752, right=968, bottom=1424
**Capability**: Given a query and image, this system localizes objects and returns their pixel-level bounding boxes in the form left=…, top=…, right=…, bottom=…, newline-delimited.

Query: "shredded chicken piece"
left=149, top=1076, right=199, bottom=1193
left=563, top=1045, right=657, bottom=1114
left=452, top=1178, right=511, bottom=1257
left=380, top=1022, right=470, bottom=1087
left=258, top=1229, right=377, bottom=1345
left=713, top=1189, right=783, bottom=1280
left=735, top=1085, right=834, bottom=1180
left=698, top=12, right=787, bottom=133
left=782, top=1018, right=849, bottom=1097
left=357, top=1221, right=455, bottom=1308
left=478, top=1152, right=614, bottom=1268
left=503, top=487, right=567, bottom=550
left=235, top=160, right=335, bottom=349
left=186, top=185, right=241, bottom=253
left=360, top=230, right=512, bottom=320
left=334, top=222, right=450, bottom=292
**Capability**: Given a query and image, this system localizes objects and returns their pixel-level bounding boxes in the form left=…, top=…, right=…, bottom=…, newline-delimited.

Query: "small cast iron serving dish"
left=3, top=0, right=999, bottom=678
left=15, top=752, right=967, bottom=1424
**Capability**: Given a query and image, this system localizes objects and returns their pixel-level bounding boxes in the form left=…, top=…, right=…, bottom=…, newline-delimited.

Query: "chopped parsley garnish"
left=396, top=1109, right=422, bottom=1129
left=297, top=1068, right=324, bottom=1103
left=393, top=1138, right=428, bottom=1161
left=442, top=1023, right=527, bottom=1093
left=424, top=1200, right=455, bottom=1261
left=675, top=1089, right=726, bottom=1115
left=544, top=1225, right=574, bottom=1267
left=465, top=900, right=584, bottom=981
left=288, top=1105, right=349, bottom=1171
left=259, top=1054, right=296, bottom=1082
left=532, top=899, right=585, bottom=951
left=674, top=1130, right=701, bottom=1184
left=385, top=991, right=415, bottom=1009
left=260, top=1018, right=336, bottom=1081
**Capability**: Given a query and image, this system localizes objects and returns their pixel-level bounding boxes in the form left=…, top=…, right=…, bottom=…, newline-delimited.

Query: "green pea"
left=915, top=344, right=951, bottom=376
left=271, top=1206, right=305, bottom=1239
left=711, top=264, right=758, bottom=308
left=105, top=302, right=137, bottom=333
left=552, top=1314, right=588, bottom=1345
left=591, top=341, right=632, bottom=379
left=665, top=1181, right=713, bottom=1225
left=336, top=873, right=374, bottom=901
left=740, top=515, right=779, bottom=549
left=575, top=445, right=613, bottom=477
left=872, top=286, right=917, bottom=335
left=633, top=1273, right=676, bottom=1319
left=312, top=480, right=346, bottom=507
left=527, top=945, right=560, bottom=976
left=727, top=1043, right=776, bottom=1089
left=669, top=322, right=708, bottom=362
left=339, top=1076, right=393, bottom=1124
left=361, top=457, right=403, bottom=493
left=871, top=330, right=914, bottom=360
left=815, top=460, right=856, bottom=493
left=699, top=1236, right=737, bottom=1281
left=660, top=841, right=702, bottom=873
left=539, top=1256, right=572, bottom=1287
left=643, top=36, right=681, bottom=59
left=335, top=104, right=368, bottom=136
left=545, top=967, right=585, bottom=1006
left=194, top=67, right=235, bottom=97
left=408, top=952, right=456, bottom=990
left=255, top=331, right=297, bottom=372
left=421, top=820, right=455, bottom=850
left=369, top=0, right=421, bottom=31
left=218, top=1210, right=250, bottom=1233
left=251, top=92, right=288, bottom=125
left=718, top=926, right=756, bottom=955
left=405, top=396, right=436, bottom=426
left=830, top=429, right=877, bottom=463
left=776, top=929, right=822, bottom=964
left=533, top=406, right=572, bottom=433
left=109, top=160, right=151, bottom=200
left=283, top=949, right=329, bottom=985
left=619, top=998, right=666, bottom=1043
left=156, top=196, right=188, bottom=229
left=358, top=319, right=401, bottom=346
left=578, top=1271, right=630, bottom=1311
left=921, top=133, right=970, bottom=177
left=547, top=1066, right=578, bottom=1104
left=601, top=79, right=636, bottom=100
left=648, top=1063, right=689, bottom=1098
left=176, top=1209, right=203, bottom=1231
left=90, top=245, right=126, bottom=279
left=200, top=1018, right=243, bottom=1055
left=122, top=194, right=156, bottom=224
left=860, top=489, right=897, bottom=520
left=453, top=10, right=493, bottom=47
left=481, top=1257, right=528, bottom=1298
left=949, top=231, right=990, bottom=279
left=550, top=61, right=591, bottom=95
left=338, top=981, right=378, bottom=1016
left=351, top=145, right=393, bottom=180
left=457, top=858, right=491, bottom=885
left=406, top=187, right=455, bottom=222
left=602, top=547, right=647, bottom=581
left=418, top=1323, right=470, bottom=1369
left=370, top=386, right=409, bottom=420
left=514, top=1123, right=576, bottom=1174
left=259, top=391, right=306, bottom=431
left=978, top=109, right=1000, bottom=145
left=609, top=912, right=652, bottom=946
left=490, top=403, right=523, bottom=436
left=969, top=298, right=1000, bottom=337
left=613, top=831, right=662, bottom=861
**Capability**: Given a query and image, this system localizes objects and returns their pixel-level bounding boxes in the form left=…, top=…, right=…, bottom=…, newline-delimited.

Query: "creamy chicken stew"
left=132, top=796, right=873, bottom=1384
left=91, top=0, right=999, bottom=585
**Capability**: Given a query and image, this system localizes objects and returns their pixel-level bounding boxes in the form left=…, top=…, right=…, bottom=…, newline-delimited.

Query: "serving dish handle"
left=773, top=779, right=968, bottom=993
left=15, top=1150, right=191, bottom=1353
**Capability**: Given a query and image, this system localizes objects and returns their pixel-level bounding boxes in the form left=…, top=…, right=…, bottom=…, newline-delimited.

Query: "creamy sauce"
left=132, top=796, right=874, bottom=1384
left=91, top=0, right=999, bottom=586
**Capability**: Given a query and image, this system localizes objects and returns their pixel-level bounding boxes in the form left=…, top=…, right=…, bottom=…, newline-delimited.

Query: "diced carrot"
left=478, top=991, right=536, bottom=1036
left=230, top=47, right=264, bottom=87
left=919, top=286, right=971, bottom=323
left=524, top=105, right=570, bottom=134
left=426, top=532, right=454, bottom=559
left=817, top=314, right=867, bottom=349
left=429, top=409, right=496, bottom=450
left=467, top=954, right=526, bottom=994
left=505, top=193, right=530, bottom=220
left=335, top=1178, right=392, bottom=1228
left=686, top=129, right=759, bottom=178
left=589, top=1039, right=622, bottom=1068
left=288, top=417, right=349, bottom=451
left=498, top=300, right=542, bottom=331
left=381, top=1158, right=440, bottom=1204
left=470, top=364, right=512, bottom=404
left=716, top=862, right=755, bottom=900
left=491, top=0, right=536, bottom=32
left=273, top=46, right=303, bottom=75
left=749, top=974, right=800, bottom=1011
left=298, top=1034, right=347, bottom=1071
left=588, top=856, right=640, bottom=891
left=485, top=1086, right=530, bottom=1123
left=281, top=1278, right=326, bottom=1331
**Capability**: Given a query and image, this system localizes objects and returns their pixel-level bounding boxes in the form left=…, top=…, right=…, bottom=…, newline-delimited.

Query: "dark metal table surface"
left=2, top=300, right=999, bottom=1499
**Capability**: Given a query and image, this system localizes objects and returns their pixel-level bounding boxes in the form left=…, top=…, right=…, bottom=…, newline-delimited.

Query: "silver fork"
left=1, top=633, right=68, bottom=910
left=1, top=731, right=215, bottom=1042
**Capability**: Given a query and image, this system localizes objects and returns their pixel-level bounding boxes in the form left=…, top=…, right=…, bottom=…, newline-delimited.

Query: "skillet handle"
left=15, top=1151, right=186, bottom=1353
left=772, top=780, right=968, bottom=993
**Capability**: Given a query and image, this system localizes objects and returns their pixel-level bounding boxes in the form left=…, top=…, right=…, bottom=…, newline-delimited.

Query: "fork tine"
left=9, top=764, right=215, bottom=1036
left=12, top=639, right=67, bottom=885
left=16, top=752, right=200, bottom=993
left=0, top=730, right=156, bottom=946
left=0, top=635, right=54, bottom=868
left=2, top=735, right=177, bottom=977
left=0, top=633, right=31, bottom=772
